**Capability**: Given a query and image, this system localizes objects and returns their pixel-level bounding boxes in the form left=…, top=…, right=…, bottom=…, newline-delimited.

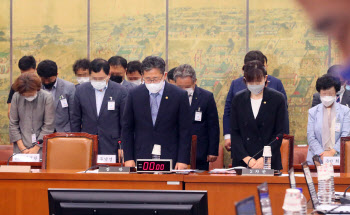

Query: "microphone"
left=118, top=140, right=124, bottom=167
left=7, top=140, right=43, bottom=165
left=246, top=134, right=283, bottom=168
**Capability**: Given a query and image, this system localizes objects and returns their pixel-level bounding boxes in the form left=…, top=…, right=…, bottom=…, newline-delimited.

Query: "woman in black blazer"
left=230, top=61, right=287, bottom=170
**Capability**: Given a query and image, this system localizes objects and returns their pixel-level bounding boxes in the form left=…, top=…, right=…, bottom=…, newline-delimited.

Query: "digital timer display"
left=136, top=159, right=172, bottom=173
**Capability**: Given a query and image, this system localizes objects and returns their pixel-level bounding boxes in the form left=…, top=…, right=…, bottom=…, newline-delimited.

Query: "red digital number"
left=156, top=164, right=160, bottom=170
left=160, top=164, right=164, bottom=170
left=149, top=162, right=155, bottom=170
left=143, top=162, right=149, bottom=170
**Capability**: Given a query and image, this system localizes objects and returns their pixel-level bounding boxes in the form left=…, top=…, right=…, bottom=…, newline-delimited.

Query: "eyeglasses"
left=143, top=75, right=164, bottom=84
left=91, top=77, right=107, bottom=81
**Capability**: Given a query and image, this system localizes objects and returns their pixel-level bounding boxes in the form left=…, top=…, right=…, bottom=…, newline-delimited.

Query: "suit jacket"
left=230, top=87, right=287, bottom=170
left=71, top=81, right=128, bottom=155
left=306, top=103, right=350, bottom=164
left=122, top=80, right=137, bottom=91
left=53, top=78, right=75, bottom=132
left=190, top=86, right=220, bottom=169
left=9, top=90, right=55, bottom=154
left=223, top=75, right=289, bottom=135
left=312, top=90, right=350, bottom=108
left=122, top=82, right=192, bottom=165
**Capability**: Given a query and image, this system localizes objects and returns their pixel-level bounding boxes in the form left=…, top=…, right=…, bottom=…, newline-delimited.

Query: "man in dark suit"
left=174, top=64, right=220, bottom=170
left=122, top=56, right=192, bottom=170
left=223, top=50, right=289, bottom=151
left=37, top=60, right=75, bottom=132
left=71, top=58, right=128, bottom=156
left=311, top=65, right=350, bottom=107
left=108, top=56, right=136, bottom=90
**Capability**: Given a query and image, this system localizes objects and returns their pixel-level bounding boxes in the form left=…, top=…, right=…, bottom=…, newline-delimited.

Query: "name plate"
left=241, top=169, right=274, bottom=176
left=99, top=166, right=132, bottom=173
left=97, top=155, right=116, bottom=164
left=323, top=157, right=340, bottom=165
left=12, top=154, right=40, bottom=162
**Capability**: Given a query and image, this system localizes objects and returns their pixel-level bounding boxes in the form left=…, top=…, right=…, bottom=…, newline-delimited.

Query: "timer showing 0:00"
left=143, top=162, right=165, bottom=171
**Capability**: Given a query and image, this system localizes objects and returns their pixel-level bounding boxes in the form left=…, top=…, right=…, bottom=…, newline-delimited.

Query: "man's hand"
left=207, top=155, right=218, bottom=162
left=175, top=162, right=188, bottom=170
left=224, top=139, right=231, bottom=151
left=27, top=145, right=40, bottom=154
left=320, top=149, right=336, bottom=160
left=124, top=160, right=135, bottom=167
left=251, top=157, right=264, bottom=169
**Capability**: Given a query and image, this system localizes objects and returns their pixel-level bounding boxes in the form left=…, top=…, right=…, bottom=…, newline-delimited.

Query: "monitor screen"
left=48, top=189, right=208, bottom=215
left=288, top=167, right=296, bottom=189
left=235, top=196, right=257, bottom=215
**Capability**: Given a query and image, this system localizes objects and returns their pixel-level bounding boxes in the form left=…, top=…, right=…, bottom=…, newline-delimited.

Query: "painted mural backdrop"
left=0, top=0, right=342, bottom=165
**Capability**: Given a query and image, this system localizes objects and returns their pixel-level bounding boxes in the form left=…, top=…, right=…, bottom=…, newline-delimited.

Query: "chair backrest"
left=209, top=145, right=224, bottom=170
left=0, top=144, right=13, bottom=161
left=280, top=135, right=294, bottom=172
left=293, top=145, right=308, bottom=165
left=42, top=133, right=98, bottom=170
left=340, top=137, right=350, bottom=173
left=190, top=135, right=197, bottom=169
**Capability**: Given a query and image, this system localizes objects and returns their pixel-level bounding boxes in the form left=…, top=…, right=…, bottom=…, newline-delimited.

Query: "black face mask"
left=43, top=79, right=56, bottom=89
left=110, top=75, right=123, bottom=84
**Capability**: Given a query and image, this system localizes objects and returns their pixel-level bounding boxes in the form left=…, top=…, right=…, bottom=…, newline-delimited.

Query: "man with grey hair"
left=174, top=64, right=220, bottom=170
left=122, top=56, right=192, bottom=170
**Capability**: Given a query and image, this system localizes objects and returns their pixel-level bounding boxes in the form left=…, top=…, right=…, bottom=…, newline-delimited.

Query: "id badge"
left=31, top=133, right=36, bottom=143
left=195, top=111, right=202, bottom=122
left=108, top=97, right=115, bottom=110
left=60, top=98, right=68, bottom=108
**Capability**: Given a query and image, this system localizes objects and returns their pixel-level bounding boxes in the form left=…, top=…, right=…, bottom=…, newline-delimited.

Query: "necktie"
left=188, top=94, right=193, bottom=105
left=150, top=93, right=159, bottom=126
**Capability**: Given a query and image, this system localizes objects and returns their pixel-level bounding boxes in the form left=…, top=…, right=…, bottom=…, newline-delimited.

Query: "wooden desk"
left=0, top=170, right=184, bottom=215
left=184, top=173, right=350, bottom=215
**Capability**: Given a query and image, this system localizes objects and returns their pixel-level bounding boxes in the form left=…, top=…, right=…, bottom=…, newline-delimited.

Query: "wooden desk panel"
left=184, top=173, right=350, bottom=215
left=0, top=170, right=184, bottom=215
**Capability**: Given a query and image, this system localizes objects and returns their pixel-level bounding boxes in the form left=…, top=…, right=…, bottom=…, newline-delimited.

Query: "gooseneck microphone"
left=246, top=134, right=283, bottom=168
left=118, top=140, right=124, bottom=167
left=7, top=140, right=43, bottom=165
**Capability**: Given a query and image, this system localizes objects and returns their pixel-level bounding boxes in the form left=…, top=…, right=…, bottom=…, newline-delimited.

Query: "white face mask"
left=91, top=79, right=107, bottom=90
left=25, top=93, right=37, bottom=102
left=146, top=80, right=165, bottom=94
left=185, top=88, right=194, bottom=96
left=247, top=84, right=264, bottom=95
left=321, top=96, right=336, bottom=107
left=129, top=79, right=142, bottom=86
left=77, top=77, right=90, bottom=84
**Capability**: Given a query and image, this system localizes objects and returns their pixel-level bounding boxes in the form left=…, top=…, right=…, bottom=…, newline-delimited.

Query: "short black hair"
left=90, top=58, right=110, bottom=75
left=73, top=59, right=90, bottom=74
left=108, top=56, right=127, bottom=69
left=37, top=60, right=58, bottom=78
left=316, top=74, right=341, bottom=93
left=167, top=67, right=177, bottom=81
left=126, top=61, right=142, bottom=75
left=18, top=55, right=36, bottom=71
left=244, top=50, right=267, bottom=65
left=243, top=60, right=267, bottom=82
left=141, top=56, right=166, bottom=74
